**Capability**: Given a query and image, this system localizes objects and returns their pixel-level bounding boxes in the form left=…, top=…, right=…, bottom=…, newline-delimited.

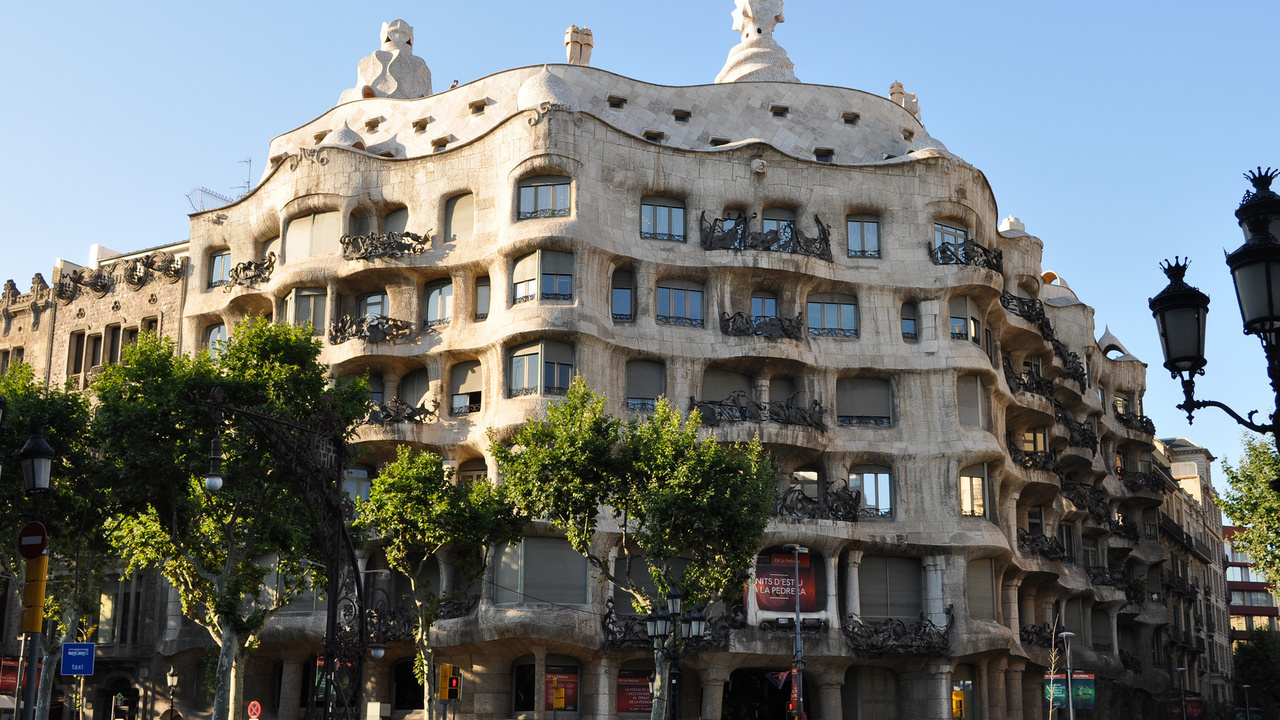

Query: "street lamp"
left=167, top=666, right=179, bottom=701
left=1177, top=667, right=1187, bottom=720
left=644, top=589, right=707, bottom=720
left=1242, top=684, right=1251, bottom=720
left=783, top=544, right=808, bottom=720
left=204, top=437, right=224, bottom=491
left=1149, top=168, right=1280, bottom=491
left=17, top=433, right=53, bottom=720
left=18, top=434, right=54, bottom=494
left=1058, top=631, right=1076, bottom=720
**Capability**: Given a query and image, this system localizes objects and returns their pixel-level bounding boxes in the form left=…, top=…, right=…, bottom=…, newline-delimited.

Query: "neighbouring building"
left=0, top=7, right=1206, bottom=720
left=1225, top=525, right=1278, bottom=643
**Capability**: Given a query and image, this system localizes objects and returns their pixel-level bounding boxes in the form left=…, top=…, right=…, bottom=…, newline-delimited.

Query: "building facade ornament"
left=715, top=0, right=798, bottom=83
left=338, top=19, right=433, bottom=104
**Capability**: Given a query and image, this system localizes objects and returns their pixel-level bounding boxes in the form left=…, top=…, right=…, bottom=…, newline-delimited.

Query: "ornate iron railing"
left=1120, top=469, right=1164, bottom=494
left=626, top=398, right=658, bottom=412
left=1003, top=358, right=1056, bottom=400
left=758, top=618, right=829, bottom=633
left=689, top=391, right=827, bottom=431
left=720, top=311, right=806, bottom=340
left=612, top=312, right=634, bottom=322
left=656, top=314, right=705, bottom=328
left=1109, top=517, right=1141, bottom=541
left=450, top=403, right=481, bottom=417
left=837, top=415, right=892, bottom=427
left=519, top=207, right=570, bottom=220
left=1120, top=650, right=1142, bottom=673
left=542, top=292, right=573, bottom=301
left=1063, top=482, right=1110, bottom=523
left=809, top=327, right=858, bottom=338
left=437, top=594, right=481, bottom=620
left=226, top=252, right=276, bottom=290
left=361, top=399, right=436, bottom=426
left=1087, top=566, right=1127, bottom=587
left=699, top=212, right=834, bottom=261
left=843, top=606, right=953, bottom=657
left=773, top=483, right=860, bottom=522
left=999, top=293, right=1088, bottom=387
left=1115, top=411, right=1157, bottom=435
left=928, top=240, right=1004, bottom=273
left=1020, top=622, right=1057, bottom=649
left=1051, top=340, right=1088, bottom=387
left=509, top=386, right=538, bottom=398
left=1017, top=528, right=1068, bottom=561
left=640, top=230, right=686, bottom=242
left=328, top=315, right=416, bottom=344
left=1054, top=404, right=1099, bottom=453
left=1007, top=433, right=1063, bottom=477
left=601, top=597, right=746, bottom=651
left=340, top=231, right=429, bottom=260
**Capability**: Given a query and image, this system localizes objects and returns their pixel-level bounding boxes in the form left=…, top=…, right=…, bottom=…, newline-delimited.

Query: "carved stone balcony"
left=928, top=239, right=1003, bottom=273
left=700, top=211, right=833, bottom=261
left=1087, top=566, right=1127, bottom=588
left=1054, top=404, right=1098, bottom=454
left=773, top=482, right=860, bottom=522
left=720, top=311, right=806, bottom=340
left=1120, top=469, right=1164, bottom=494
left=1007, top=434, right=1063, bottom=478
left=1017, top=528, right=1068, bottom=561
left=843, top=606, right=953, bottom=657
left=340, top=231, right=428, bottom=260
left=1114, top=410, right=1157, bottom=436
left=689, top=391, right=827, bottom=431
left=226, top=252, right=276, bottom=290
left=328, top=315, right=416, bottom=344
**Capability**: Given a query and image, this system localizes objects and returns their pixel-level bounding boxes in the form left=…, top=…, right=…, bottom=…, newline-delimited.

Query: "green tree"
left=0, top=364, right=115, bottom=720
left=93, top=320, right=368, bottom=720
left=1234, top=628, right=1280, bottom=718
left=356, top=447, right=525, bottom=715
left=1220, top=433, right=1280, bottom=586
left=491, top=378, right=775, bottom=720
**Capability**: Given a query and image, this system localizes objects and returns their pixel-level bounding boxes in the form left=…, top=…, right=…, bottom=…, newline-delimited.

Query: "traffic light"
left=20, top=554, right=47, bottom=633
left=437, top=664, right=462, bottom=700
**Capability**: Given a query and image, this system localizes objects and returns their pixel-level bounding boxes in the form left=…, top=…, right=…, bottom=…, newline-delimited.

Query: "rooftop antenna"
left=238, top=157, right=252, bottom=197
left=186, top=187, right=236, bottom=212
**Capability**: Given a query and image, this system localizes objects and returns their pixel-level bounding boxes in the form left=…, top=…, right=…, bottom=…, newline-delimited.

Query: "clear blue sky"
left=3, top=1, right=1278, bottom=488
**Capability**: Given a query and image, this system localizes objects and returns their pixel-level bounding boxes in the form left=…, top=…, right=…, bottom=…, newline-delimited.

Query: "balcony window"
left=399, top=369, right=433, bottom=410
left=959, top=464, right=987, bottom=518
left=368, top=373, right=385, bottom=403
left=509, top=343, right=540, bottom=397
left=700, top=368, right=753, bottom=417
left=289, top=288, right=327, bottom=334
left=209, top=250, right=231, bottom=287
left=449, top=360, right=482, bottom=415
left=1082, top=537, right=1101, bottom=567
left=949, top=296, right=982, bottom=342
left=836, top=377, right=892, bottom=427
left=858, top=556, right=922, bottom=620
left=357, top=292, right=388, bottom=318
left=494, top=538, right=589, bottom=604
left=205, top=324, right=227, bottom=356
left=751, top=291, right=778, bottom=318
left=901, top=302, right=918, bottom=340
left=512, top=253, right=537, bottom=304
left=343, top=464, right=373, bottom=503
left=934, top=222, right=967, bottom=254
left=792, top=468, right=820, bottom=500
left=541, top=251, right=574, bottom=300
left=625, top=360, right=665, bottom=412
left=425, top=282, right=453, bottom=327
left=384, top=207, right=410, bottom=235
left=517, top=176, right=571, bottom=220
left=847, top=215, right=881, bottom=258
left=457, top=459, right=488, bottom=485
left=1059, top=523, right=1078, bottom=562
left=508, top=340, right=574, bottom=397
left=640, top=197, right=686, bottom=241
left=761, top=209, right=795, bottom=238
left=1028, top=506, right=1044, bottom=535
left=475, top=276, right=491, bottom=320
left=282, top=211, right=342, bottom=263
left=1023, top=428, right=1048, bottom=452
left=444, top=193, right=474, bottom=243
left=807, top=293, right=858, bottom=337
left=656, top=280, right=705, bottom=327
left=849, top=465, right=892, bottom=517
left=611, top=270, right=634, bottom=321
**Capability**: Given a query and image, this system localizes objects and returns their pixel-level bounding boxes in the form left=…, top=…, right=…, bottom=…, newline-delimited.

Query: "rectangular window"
left=509, top=348, right=540, bottom=397
left=847, top=217, right=881, bottom=258
left=1023, top=428, right=1047, bottom=452
left=209, top=251, right=231, bottom=287
left=517, top=177, right=571, bottom=220
left=807, top=300, right=857, bottom=337
left=849, top=467, right=892, bottom=517
left=836, top=377, right=893, bottom=427
left=1059, top=524, right=1078, bottom=563
left=495, top=538, right=589, bottom=605
left=544, top=361, right=572, bottom=396
left=105, top=324, right=123, bottom=365
left=966, top=558, right=997, bottom=621
left=1028, top=506, right=1044, bottom=535
left=291, top=288, right=327, bottom=334
left=540, top=251, right=574, bottom=300
left=88, top=334, right=103, bottom=368
left=656, top=284, right=705, bottom=327
left=69, top=331, right=86, bottom=374
left=449, top=360, right=482, bottom=415
left=141, top=317, right=159, bottom=334
left=0, top=351, right=8, bottom=375
left=474, top=277, right=491, bottom=320
left=901, top=303, right=918, bottom=340
left=625, top=360, right=665, bottom=411
left=513, top=254, right=538, bottom=304
left=640, top=200, right=686, bottom=241
left=1082, top=537, right=1100, bottom=567
left=934, top=222, right=967, bottom=250
left=751, top=294, right=777, bottom=317
left=425, top=283, right=453, bottom=327
left=960, top=464, right=986, bottom=517
left=357, top=293, right=387, bottom=318
left=957, top=375, right=986, bottom=428
left=858, top=556, right=922, bottom=620
left=611, top=270, right=634, bottom=321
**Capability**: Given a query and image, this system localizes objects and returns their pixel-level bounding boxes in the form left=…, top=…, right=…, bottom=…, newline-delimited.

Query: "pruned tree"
left=93, top=320, right=368, bottom=720
left=491, top=378, right=775, bottom=720
left=1221, top=433, right=1280, bottom=586
left=356, top=446, right=525, bottom=715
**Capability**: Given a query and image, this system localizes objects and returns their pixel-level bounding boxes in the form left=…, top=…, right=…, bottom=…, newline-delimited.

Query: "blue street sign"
left=61, top=643, right=95, bottom=676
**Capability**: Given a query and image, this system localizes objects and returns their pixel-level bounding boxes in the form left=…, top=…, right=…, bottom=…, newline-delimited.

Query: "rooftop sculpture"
left=716, top=0, right=798, bottom=83
left=338, top=19, right=433, bottom=104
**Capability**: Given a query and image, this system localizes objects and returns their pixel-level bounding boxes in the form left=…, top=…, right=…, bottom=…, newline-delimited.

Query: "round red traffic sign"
left=246, top=701, right=262, bottom=719
left=17, top=522, right=47, bottom=560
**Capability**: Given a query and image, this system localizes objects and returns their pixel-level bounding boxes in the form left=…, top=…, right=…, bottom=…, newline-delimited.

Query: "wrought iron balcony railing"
left=1114, top=410, right=1157, bottom=435
left=1007, top=434, right=1064, bottom=477
left=1063, top=482, right=1110, bottom=523
left=656, top=314, right=705, bottom=328
left=1120, top=650, right=1143, bottom=673
left=328, top=314, right=416, bottom=344
left=689, top=391, right=827, bottom=431
left=1003, top=358, right=1055, bottom=400
left=928, top=239, right=1004, bottom=273
left=1087, top=566, right=1128, bottom=587
left=1017, top=528, right=1068, bottom=561
left=773, top=482, right=861, bottom=523
left=1020, top=622, right=1057, bottom=648
left=700, top=211, right=833, bottom=261
left=340, top=231, right=429, bottom=260
left=720, top=311, right=806, bottom=340
left=843, top=606, right=953, bottom=657
left=361, top=399, right=436, bottom=426
left=1054, top=404, right=1099, bottom=453
left=1120, top=469, right=1164, bottom=494
left=226, top=252, right=276, bottom=290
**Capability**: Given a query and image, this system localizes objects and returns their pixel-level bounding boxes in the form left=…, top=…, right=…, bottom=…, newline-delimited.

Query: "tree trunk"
left=650, top=645, right=669, bottom=720
left=230, top=645, right=251, bottom=720
left=418, top=633, right=435, bottom=720
left=212, top=623, right=239, bottom=720
left=35, top=610, right=77, bottom=720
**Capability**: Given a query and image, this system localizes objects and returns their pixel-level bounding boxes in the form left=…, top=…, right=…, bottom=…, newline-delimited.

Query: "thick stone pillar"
left=815, top=674, right=843, bottom=720
left=825, top=554, right=841, bottom=630
left=843, top=551, right=863, bottom=620
left=900, top=660, right=950, bottom=720
left=533, top=648, right=547, bottom=720
left=1109, top=608, right=1121, bottom=658
left=1003, top=581, right=1021, bottom=634
left=1082, top=599, right=1095, bottom=648
left=699, top=666, right=730, bottom=720
left=922, top=556, right=948, bottom=625
left=1019, top=592, right=1037, bottom=628
left=987, top=659, right=1007, bottom=720
left=277, top=654, right=307, bottom=720
left=1005, top=660, right=1025, bottom=720
left=593, top=657, right=619, bottom=720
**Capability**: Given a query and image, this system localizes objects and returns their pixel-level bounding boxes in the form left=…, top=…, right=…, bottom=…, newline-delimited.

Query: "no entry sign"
left=17, top=522, right=47, bottom=560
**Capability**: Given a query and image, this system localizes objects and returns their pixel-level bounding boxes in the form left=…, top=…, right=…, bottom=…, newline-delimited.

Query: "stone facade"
left=0, top=15, right=1206, bottom=720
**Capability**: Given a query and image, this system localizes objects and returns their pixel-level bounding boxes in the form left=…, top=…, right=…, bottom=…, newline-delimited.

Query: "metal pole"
left=1243, top=684, right=1251, bottom=720
left=1177, top=668, right=1187, bottom=720
left=21, top=633, right=40, bottom=720
left=1064, top=634, right=1075, bottom=720
left=788, top=545, right=805, bottom=720
left=15, top=635, right=27, bottom=720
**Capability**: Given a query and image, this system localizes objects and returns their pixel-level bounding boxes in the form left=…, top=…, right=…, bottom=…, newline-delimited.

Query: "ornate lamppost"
left=1176, top=667, right=1188, bottom=720
left=18, top=433, right=54, bottom=720
left=1059, top=631, right=1076, bottom=720
left=783, top=544, right=808, bottom=720
left=1150, top=168, right=1280, bottom=490
left=1242, top=683, right=1252, bottom=720
left=645, top=589, right=708, bottom=720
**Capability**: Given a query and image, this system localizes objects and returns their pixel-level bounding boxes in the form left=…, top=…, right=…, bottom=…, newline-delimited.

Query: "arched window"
left=357, top=292, right=387, bottom=319
left=625, top=360, right=665, bottom=411
left=205, top=324, right=226, bottom=356
left=209, top=250, right=231, bottom=288
left=494, top=538, right=589, bottom=605
left=283, top=211, right=341, bottom=262
left=425, top=281, right=453, bottom=327
left=640, top=196, right=686, bottom=242
left=849, top=465, right=892, bottom=517
left=457, top=459, right=487, bottom=484
left=836, top=378, right=892, bottom=426
left=806, top=293, right=857, bottom=337
left=399, top=369, right=433, bottom=409
left=449, top=361, right=482, bottom=415
left=959, top=463, right=988, bottom=518
left=444, top=194, right=473, bottom=242
left=517, top=176, right=571, bottom=219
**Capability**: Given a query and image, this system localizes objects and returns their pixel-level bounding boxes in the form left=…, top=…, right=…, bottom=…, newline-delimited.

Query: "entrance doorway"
left=95, top=678, right=138, bottom=720
left=723, top=668, right=813, bottom=720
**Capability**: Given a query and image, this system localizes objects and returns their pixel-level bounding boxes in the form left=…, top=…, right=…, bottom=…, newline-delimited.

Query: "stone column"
left=1082, top=599, right=1095, bottom=648
left=1019, top=591, right=1037, bottom=629
left=1003, top=581, right=1021, bottom=634
left=699, top=665, right=730, bottom=720
left=1005, top=660, right=1025, bottom=720
left=814, top=673, right=843, bottom=720
left=382, top=374, right=400, bottom=406
left=1109, top=608, right=1121, bottom=658
left=842, top=551, right=863, bottom=621
left=976, top=661, right=991, bottom=720
left=533, top=648, right=547, bottom=720
left=987, top=659, right=1007, bottom=720
left=363, top=655, right=393, bottom=713
left=277, top=654, right=308, bottom=720
left=824, top=554, right=841, bottom=630
left=922, top=556, right=948, bottom=625
left=326, top=280, right=340, bottom=332
left=900, top=660, right=950, bottom=720
left=593, top=656, right=619, bottom=720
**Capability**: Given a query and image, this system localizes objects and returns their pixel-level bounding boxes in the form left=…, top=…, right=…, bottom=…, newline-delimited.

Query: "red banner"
left=615, top=669, right=652, bottom=713
left=0, top=658, right=18, bottom=695
left=545, top=665, right=579, bottom=712
left=754, top=553, right=816, bottom=612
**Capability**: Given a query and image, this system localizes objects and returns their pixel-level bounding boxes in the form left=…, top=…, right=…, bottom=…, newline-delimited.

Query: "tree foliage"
left=1220, top=433, right=1280, bottom=587
left=93, top=320, right=368, bottom=720
left=491, top=377, right=776, bottom=610
left=1234, top=628, right=1280, bottom=717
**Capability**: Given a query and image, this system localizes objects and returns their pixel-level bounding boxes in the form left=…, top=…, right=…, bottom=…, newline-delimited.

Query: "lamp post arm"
left=1177, top=377, right=1275, bottom=434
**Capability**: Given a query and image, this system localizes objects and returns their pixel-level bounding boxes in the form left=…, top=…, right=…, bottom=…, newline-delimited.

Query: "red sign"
left=544, top=666, right=578, bottom=712
left=754, top=553, right=816, bottom=612
left=246, top=700, right=262, bottom=719
left=17, top=522, right=47, bottom=560
left=616, top=669, right=653, bottom=713
left=0, top=658, right=18, bottom=695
